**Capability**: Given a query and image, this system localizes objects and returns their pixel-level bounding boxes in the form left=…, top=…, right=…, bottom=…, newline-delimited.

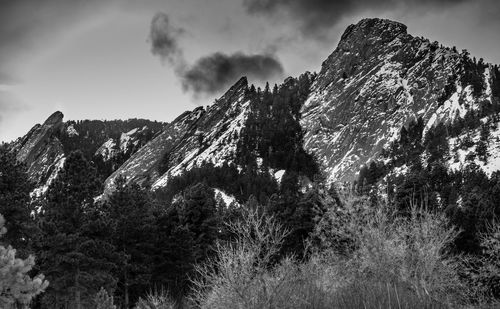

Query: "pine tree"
left=0, top=214, right=48, bottom=308
left=480, top=122, right=491, bottom=143
left=151, top=206, right=196, bottom=301
left=425, top=122, right=449, bottom=165
left=37, top=151, right=118, bottom=309
left=175, top=183, right=220, bottom=263
left=94, top=287, right=116, bottom=309
left=0, top=145, right=35, bottom=256
left=476, top=140, right=489, bottom=163
left=106, top=177, right=155, bottom=309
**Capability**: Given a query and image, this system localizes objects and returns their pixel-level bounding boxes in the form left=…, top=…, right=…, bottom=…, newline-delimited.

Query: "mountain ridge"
left=302, top=17, right=499, bottom=182
left=9, top=18, right=500, bottom=196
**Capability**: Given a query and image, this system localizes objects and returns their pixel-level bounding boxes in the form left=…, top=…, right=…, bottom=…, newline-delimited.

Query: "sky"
left=1, top=0, right=499, bottom=142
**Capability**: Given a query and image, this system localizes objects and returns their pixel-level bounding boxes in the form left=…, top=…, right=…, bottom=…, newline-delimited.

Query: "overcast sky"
left=1, top=0, right=499, bottom=142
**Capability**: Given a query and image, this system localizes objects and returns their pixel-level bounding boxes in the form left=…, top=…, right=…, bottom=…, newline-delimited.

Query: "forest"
left=1, top=71, right=500, bottom=308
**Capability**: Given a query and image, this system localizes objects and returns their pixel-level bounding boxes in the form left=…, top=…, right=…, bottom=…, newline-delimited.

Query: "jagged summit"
left=231, top=76, right=248, bottom=91
left=302, top=18, right=499, bottom=182
left=340, top=18, right=407, bottom=42
left=10, top=18, right=500, bottom=196
left=213, top=76, right=248, bottom=107
left=103, top=75, right=251, bottom=193
left=43, top=111, right=64, bottom=125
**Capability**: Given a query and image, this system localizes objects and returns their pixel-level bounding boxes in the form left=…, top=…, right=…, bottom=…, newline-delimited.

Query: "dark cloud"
left=149, top=12, right=185, bottom=66
left=149, top=13, right=284, bottom=98
left=243, top=0, right=470, bottom=38
left=181, top=52, right=284, bottom=96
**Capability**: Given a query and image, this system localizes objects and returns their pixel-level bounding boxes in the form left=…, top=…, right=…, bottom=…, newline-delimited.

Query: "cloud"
left=0, top=0, right=115, bottom=84
left=149, top=12, right=185, bottom=66
left=243, top=0, right=471, bottom=38
left=181, top=52, right=284, bottom=96
left=149, top=13, right=284, bottom=98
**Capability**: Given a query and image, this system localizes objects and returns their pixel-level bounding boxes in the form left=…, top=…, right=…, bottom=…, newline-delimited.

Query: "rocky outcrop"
left=301, top=18, right=496, bottom=182
left=11, top=18, right=500, bottom=196
left=15, top=111, right=64, bottom=164
left=12, top=111, right=162, bottom=196
left=103, top=77, right=250, bottom=193
left=12, top=111, right=66, bottom=195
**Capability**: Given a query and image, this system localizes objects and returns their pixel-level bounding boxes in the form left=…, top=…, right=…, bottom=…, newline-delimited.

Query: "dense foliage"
left=58, top=119, right=164, bottom=181
left=0, top=145, right=35, bottom=257
left=58, top=119, right=163, bottom=159
left=237, top=73, right=318, bottom=178
left=2, top=53, right=500, bottom=308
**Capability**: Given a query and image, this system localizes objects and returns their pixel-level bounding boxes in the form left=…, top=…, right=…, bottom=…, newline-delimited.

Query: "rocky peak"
left=43, top=111, right=64, bottom=126
left=213, top=76, right=248, bottom=107
left=103, top=77, right=251, bottom=194
left=302, top=18, right=495, bottom=183
left=12, top=112, right=66, bottom=196
left=340, top=18, right=407, bottom=43
left=15, top=112, right=64, bottom=164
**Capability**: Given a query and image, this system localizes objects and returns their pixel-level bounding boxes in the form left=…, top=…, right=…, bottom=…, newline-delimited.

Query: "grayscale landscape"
left=1, top=1, right=500, bottom=308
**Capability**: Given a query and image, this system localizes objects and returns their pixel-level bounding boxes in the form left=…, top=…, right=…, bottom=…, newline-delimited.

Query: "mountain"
left=103, top=77, right=250, bottom=193
left=9, top=18, right=500, bottom=197
left=9, top=113, right=164, bottom=196
left=301, top=18, right=500, bottom=183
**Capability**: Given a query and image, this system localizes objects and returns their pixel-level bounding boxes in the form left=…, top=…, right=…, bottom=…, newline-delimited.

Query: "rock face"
left=301, top=18, right=497, bottom=182
left=104, top=77, right=250, bottom=193
left=12, top=112, right=163, bottom=196
left=13, top=111, right=66, bottom=195
left=11, top=18, right=500, bottom=195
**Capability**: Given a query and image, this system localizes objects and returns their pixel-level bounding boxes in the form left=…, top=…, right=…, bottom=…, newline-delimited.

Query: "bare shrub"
left=190, top=198, right=465, bottom=308
left=189, top=207, right=293, bottom=308
left=134, top=289, right=176, bottom=309
left=314, top=196, right=463, bottom=307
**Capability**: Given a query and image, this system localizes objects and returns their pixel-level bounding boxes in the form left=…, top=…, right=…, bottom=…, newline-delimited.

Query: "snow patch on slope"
left=152, top=98, right=251, bottom=190
left=274, top=170, right=286, bottom=184
left=31, top=154, right=66, bottom=198
left=448, top=119, right=500, bottom=177
left=214, top=188, right=239, bottom=207
left=66, top=124, right=79, bottom=137
left=95, top=138, right=117, bottom=161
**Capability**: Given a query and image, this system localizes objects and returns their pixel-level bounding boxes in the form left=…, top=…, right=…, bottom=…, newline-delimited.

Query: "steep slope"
left=104, top=77, right=250, bottom=193
left=12, top=111, right=65, bottom=196
left=301, top=18, right=497, bottom=182
left=11, top=112, right=162, bottom=196
left=11, top=18, right=500, bottom=197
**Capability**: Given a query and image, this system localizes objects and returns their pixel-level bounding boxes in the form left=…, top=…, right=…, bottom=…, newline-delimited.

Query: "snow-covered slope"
left=301, top=18, right=498, bottom=182
left=12, top=112, right=161, bottom=196
left=104, top=77, right=250, bottom=193
left=11, top=18, right=500, bottom=197
left=11, top=112, right=66, bottom=196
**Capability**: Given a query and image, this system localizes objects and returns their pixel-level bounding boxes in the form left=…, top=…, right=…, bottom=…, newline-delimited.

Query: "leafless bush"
left=314, top=196, right=463, bottom=307
left=134, top=289, right=176, bottom=309
left=189, top=197, right=467, bottom=308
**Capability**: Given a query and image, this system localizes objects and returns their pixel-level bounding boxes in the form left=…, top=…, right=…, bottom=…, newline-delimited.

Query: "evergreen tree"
left=93, top=287, right=116, bottom=309
left=0, top=145, right=35, bottom=256
left=37, top=151, right=118, bottom=309
left=448, top=164, right=492, bottom=253
left=476, top=140, right=489, bottom=163
left=0, top=214, right=48, bottom=308
left=151, top=206, right=196, bottom=301
left=480, top=122, right=491, bottom=143
left=174, top=183, right=220, bottom=263
left=424, top=122, right=449, bottom=165
left=106, top=177, right=155, bottom=309
left=394, top=166, right=437, bottom=214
